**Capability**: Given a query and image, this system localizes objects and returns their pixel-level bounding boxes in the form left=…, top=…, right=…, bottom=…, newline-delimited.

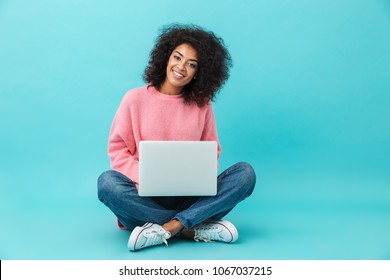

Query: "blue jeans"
left=97, top=162, right=256, bottom=231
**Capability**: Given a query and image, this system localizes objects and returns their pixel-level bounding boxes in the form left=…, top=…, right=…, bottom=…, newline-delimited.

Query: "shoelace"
left=194, top=226, right=223, bottom=242
left=143, top=229, right=171, bottom=247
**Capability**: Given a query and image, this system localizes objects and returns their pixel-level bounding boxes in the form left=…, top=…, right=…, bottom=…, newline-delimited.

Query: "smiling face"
left=159, top=43, right=199, bottom=95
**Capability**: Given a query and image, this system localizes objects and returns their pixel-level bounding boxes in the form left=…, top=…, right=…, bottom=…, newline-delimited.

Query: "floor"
left=1, top=155, right=389, bottom=260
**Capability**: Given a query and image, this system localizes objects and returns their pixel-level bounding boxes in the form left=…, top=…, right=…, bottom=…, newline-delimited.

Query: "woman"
left=97, top=24, right=256, bottom=251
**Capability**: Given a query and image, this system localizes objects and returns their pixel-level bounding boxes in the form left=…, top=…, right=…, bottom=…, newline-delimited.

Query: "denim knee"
left=236, top=161, right=256, bottom=196
left=97, top=170, right=136, bottom=202
left=97, top=170, right=127, bottom=202
left=97, top=170, right=113, bottom=202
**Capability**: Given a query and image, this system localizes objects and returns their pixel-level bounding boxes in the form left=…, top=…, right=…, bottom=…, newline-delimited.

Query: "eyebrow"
left=174, top=51, right=198, bottom=63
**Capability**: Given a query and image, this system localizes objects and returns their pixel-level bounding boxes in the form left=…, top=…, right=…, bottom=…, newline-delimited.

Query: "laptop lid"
left=138, top=141, right=217, bottom=196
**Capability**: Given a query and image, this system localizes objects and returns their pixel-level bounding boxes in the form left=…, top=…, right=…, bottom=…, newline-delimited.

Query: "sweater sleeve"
left=201, top=105, right=222, bottom=160
left=107, top=95, right=140, bottom=183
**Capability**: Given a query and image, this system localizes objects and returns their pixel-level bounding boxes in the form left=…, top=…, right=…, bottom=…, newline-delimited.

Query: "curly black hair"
left=144, top=24, right=232, bottom=107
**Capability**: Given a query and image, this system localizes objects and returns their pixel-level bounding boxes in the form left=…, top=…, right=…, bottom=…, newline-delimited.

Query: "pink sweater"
left=108, top=85, right=221, bottom=183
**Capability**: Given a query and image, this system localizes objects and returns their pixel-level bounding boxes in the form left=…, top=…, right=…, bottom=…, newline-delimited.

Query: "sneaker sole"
left=204, top=220, right=239, bottom=243
left=127, top=223, right=154, bottom=251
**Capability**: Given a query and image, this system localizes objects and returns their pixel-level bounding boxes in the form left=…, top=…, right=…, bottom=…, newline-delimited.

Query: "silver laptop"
left=138, top=141, right=217, bottom=196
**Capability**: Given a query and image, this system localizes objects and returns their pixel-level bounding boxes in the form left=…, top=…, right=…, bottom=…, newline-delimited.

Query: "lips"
left=172, top=70, right=185, bottom=79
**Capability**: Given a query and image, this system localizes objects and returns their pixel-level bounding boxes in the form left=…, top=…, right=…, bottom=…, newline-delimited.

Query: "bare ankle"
left=162, top=219, right=184, bottom=236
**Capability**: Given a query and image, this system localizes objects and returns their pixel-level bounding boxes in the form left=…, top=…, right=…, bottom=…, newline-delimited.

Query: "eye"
left=173, top=55, right=181, bottom=61
left=188, top=62, right=198, bottom=69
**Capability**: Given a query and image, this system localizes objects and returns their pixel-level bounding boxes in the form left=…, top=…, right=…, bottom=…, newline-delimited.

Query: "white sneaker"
left=128, top=223, right=171, bottom=251
left=193, top=220, right=239, bottom=243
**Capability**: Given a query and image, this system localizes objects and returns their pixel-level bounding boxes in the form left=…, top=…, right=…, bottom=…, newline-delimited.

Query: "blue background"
left=1, top=0, right=389, bottom=259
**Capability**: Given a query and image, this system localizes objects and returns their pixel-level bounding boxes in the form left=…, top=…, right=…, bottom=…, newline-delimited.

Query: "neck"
left=158, top=82, right=182, bottom=96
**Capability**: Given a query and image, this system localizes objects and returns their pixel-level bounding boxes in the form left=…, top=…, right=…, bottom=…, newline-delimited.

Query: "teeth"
left=173, top=70, right=184, bottom=78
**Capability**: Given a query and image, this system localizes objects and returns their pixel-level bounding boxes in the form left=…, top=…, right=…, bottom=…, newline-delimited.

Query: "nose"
left=177, top=60, right=186, bottom=70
